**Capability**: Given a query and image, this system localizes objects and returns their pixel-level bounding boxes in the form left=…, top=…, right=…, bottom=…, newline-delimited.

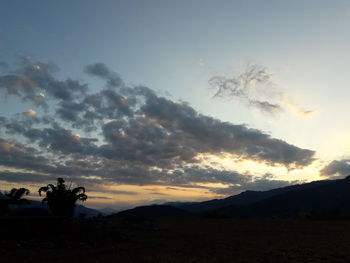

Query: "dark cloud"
left=0, top=138, right=101, bottom=181
left=0, top=59, right=316, bottom=195
left=0, top=171, right=54, bottom=183
left=53, top=89, right=136, bottom=132
left=0, top=132, right=301, bottom=192
left=56, top=101, right=87, bottom=122
left=88, top=196, right=112, bottom=200
left=32, top=128, right=97, bottom=156
left=2, top=120, right=98, bottom=156
left=167, top=167, right=248, bottom=186
left=0, top=139, right=48, bottom=171
left=0, top=56, right=87, bottom=108
left=320, top=159, right=350, bottom=179
left=138, top=90, right=314, bottom=167
left=84, top=63, right=124, bottom=88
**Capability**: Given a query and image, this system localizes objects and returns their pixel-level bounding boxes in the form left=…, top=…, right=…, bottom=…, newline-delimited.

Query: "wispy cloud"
left=281, top=100, right=317, bottom=118
left=209, top=63, right=315, bottom=117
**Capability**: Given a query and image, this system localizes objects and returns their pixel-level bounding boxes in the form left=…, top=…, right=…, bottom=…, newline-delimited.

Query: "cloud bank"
left=0, top=58, right=316, bottom=194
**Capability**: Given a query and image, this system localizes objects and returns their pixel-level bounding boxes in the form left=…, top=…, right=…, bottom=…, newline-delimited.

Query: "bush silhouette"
left=5, top=188, right=30, bottom=204
left=39, top=178, right=87, bottom=217
left=0, top=188, right=30, bottom=215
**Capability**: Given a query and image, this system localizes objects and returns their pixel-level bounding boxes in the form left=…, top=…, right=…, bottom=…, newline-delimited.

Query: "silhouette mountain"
left=113, top=177, right=350, bottom=219
left=218, top=176, right=350, bottom=218
left=177, top=179, right=333, bottom=213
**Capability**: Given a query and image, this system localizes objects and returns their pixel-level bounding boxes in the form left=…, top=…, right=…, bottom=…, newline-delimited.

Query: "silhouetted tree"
left=0, top=188, right=30, bottom=215
left=5, top=188, right=30, bottom=204
left=38, top=178, right=88, bottom=217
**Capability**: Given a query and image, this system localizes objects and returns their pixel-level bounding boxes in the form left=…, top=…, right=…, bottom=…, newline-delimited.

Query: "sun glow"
left=194, top=152, right=321, bottom=182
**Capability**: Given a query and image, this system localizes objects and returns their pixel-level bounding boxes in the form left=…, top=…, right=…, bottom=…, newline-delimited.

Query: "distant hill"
left=112, top=205, right=197, bottom=219
left=113, top=177, right=350, bottom=219
left=8, top=200, right=100, bottom=217
left=177, top=179, right=334, bottom=213
left=99, top=207, right=122, bottom=215
left=218, top=176, right=350, bottom=218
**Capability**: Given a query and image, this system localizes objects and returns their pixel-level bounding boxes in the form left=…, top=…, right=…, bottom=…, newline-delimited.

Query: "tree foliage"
left=39, top=178, right=88, bottom=217
left=5, top=188, right=30, bottom=203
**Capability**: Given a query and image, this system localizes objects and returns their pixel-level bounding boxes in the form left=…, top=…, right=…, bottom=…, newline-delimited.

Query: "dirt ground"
left=2, top=218, right=350, bottom=263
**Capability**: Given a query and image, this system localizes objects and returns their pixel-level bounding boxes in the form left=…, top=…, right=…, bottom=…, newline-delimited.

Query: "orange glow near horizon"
left=0, top=152, right=324, bottom=209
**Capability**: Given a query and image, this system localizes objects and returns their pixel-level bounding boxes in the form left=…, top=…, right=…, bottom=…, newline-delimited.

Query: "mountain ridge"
left=112, top=177, right=350, bottom=219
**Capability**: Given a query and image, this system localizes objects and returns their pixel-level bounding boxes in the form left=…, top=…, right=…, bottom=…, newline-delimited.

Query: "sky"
left=1, top=0, right=350, bottom=210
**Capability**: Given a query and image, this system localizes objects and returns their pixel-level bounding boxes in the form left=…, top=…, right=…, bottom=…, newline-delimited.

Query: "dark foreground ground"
left=2, top=218, right=350, bottom=263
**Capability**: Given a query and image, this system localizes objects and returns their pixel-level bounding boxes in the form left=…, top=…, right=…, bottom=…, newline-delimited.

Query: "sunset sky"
left=1, top=0, right=350, bottom=210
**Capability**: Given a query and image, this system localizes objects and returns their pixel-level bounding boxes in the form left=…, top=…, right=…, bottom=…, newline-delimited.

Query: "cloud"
left=0, top=56, right=87, bottom=108
left=88, top=196, right=112, bottom=200
left=0, top=62, right=8, bottom=70
left=282, top=100, right=316, bottom=118
left=209, top=63, right=315, bottom=117
left=172, top=171, right=298, bottom=195
left=0, top=171, right=54, bottom=183
left=320, top=159, right=350, bottom=179
left=0, top=59, right=317, bottom=195
left=84, top=63, right=124, bottom=88
left=98, top=91, right=315, bottom=168
left=209, top=63, right=281, bottom=114
left=0, top=139, right=48, bottom=171
left=22, top=125, right=99, bottom=155
left=23, top=109, right=37, bottom=117
left=212, top=179, right=293, bottom=195
left=249, top=100, right=283, bottom=114
left=56, top=101, right=86, bottom=122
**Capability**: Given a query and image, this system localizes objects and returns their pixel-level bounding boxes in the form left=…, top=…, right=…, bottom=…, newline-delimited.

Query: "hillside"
left=219, top=176, right=350, bottom=218
left=176, top=179, right=334, bottom=213
left=114, top=177, right=350, bottom=219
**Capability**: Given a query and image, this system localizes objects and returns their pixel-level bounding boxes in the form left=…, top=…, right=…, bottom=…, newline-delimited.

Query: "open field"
left=2, top=218, right=350, bottom=262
